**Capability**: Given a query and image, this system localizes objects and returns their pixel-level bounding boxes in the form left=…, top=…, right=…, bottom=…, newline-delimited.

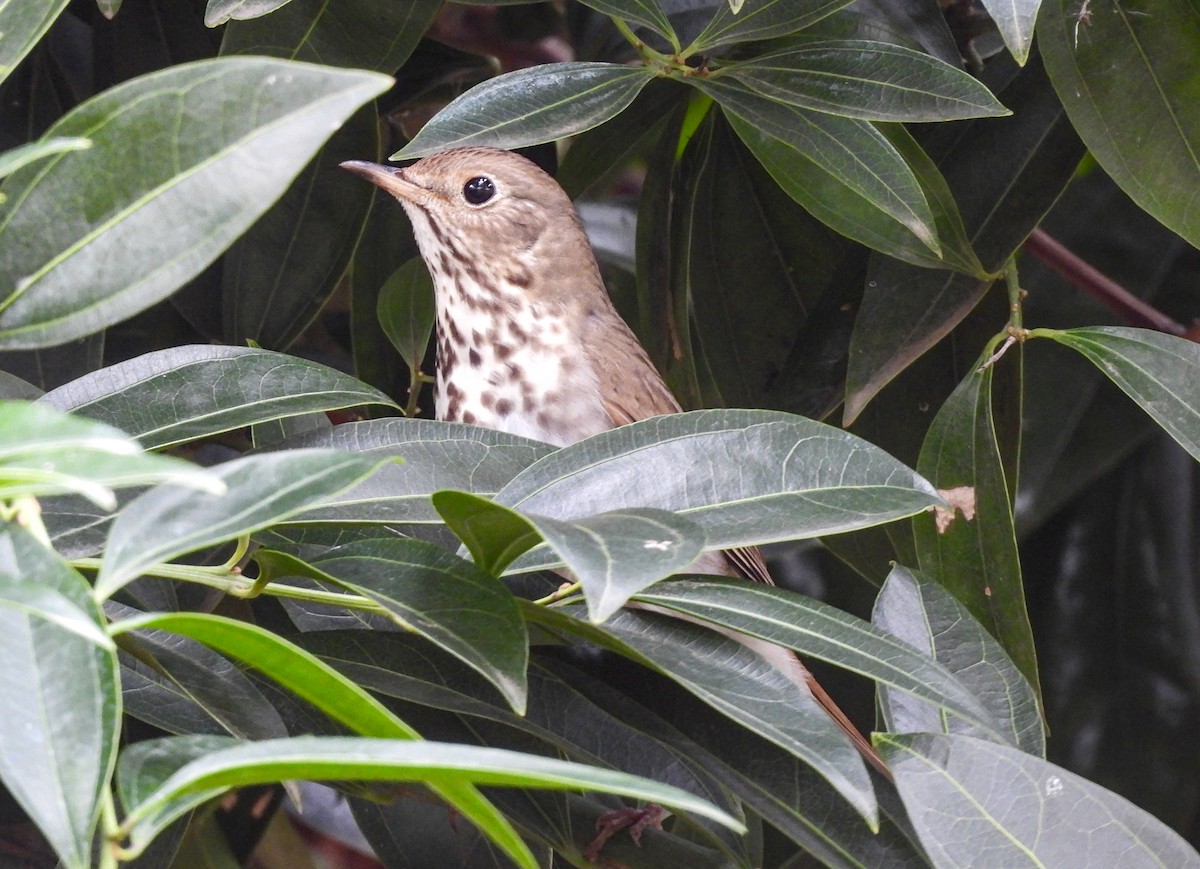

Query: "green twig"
left=532, top=581, right=582, bottom=607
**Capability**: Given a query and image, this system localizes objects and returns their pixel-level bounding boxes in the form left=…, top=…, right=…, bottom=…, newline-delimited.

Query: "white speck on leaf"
left=643, top=540, right=672, bottom=551
left=1045, top=775, right=1064, bottom=797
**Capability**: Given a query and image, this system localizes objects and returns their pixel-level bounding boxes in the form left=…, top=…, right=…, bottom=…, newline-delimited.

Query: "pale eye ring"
left=463, top=176, right=496, bottom=205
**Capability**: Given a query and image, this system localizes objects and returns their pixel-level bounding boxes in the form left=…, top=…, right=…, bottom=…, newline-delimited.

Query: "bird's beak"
left=339, top=160, right=425, bottom=204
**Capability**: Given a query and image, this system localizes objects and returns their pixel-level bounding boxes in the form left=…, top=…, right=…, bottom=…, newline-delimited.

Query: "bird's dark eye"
left=462, top=176, right=496, bottom=205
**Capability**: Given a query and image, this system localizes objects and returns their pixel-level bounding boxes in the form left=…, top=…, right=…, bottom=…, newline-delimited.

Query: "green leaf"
left=495, top=410, right=943, bottom=573
left=206, top=0, right=296, bottom=26
left=1041, top=0, right=1200, bottom=248
left=377, top=258, right=436, bottom=375
left=880, top=732, right=1200, bottom=868
left=273, top=419, right=553, bottom=526
left=699, top=78, right=938, bottom=253
left=722, top=38, right=1009, bottom=122
left=574, top=0, right=677, bottom=44
left=116, top=735, right=746, bottom=858
left=393, top=63, right=656, bottom=159
left=0, top=1, right=71, bottom=90
left=980, top=0, right=1041, bottom=65
left=912, top=358, right=1038, bottom=690
left=0, top=581, right=113, bottom=648
left=0, top=138, right=90, bottom=180
left=0, top=401, right=222, bottom=509
left=635, top=576, right=1001, bottom=734
left=0, top=57, right=392, bottom=349
left=1032, top=327, right=1200, bottom=465
left=41, top=346, right=398, bottom=450
left=524, top=602, right=877, bottom=828
left=431, top=491, right=543, bottom=576
left=95, top=450, right=395, bottom=599
left=873, top=565, right=1045, bottom=756
left=688, top=0, right=856, bottom=52
left=0, top=523, right=119, bottom=869
left=274, top=536, right=531, bottom=713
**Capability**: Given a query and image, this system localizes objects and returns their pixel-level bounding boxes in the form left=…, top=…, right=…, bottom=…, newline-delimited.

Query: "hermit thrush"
left=341, top=148, right=887, bottom=778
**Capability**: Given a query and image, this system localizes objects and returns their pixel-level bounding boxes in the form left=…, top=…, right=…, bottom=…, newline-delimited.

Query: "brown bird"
left=341, top=147, right=889, bottom=824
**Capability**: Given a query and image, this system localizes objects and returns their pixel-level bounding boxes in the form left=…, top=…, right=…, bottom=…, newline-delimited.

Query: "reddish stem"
left=1022, top=227, right=1192, bottom=338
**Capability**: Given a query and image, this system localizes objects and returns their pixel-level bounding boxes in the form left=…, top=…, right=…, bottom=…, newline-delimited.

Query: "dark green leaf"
left=431, top=490, right=543, bottom=576
left=912, top=359, right=1038, bottom=689
left=41, top=346, right=397, bottom=450
left=980, top=0, right=1041, bottom=65
left=393, top=64, right=656, bottom=159
left=722, top=38, right=1008, bottom=122
left=1033, top=327, right=1200, bottom=465
left=0, top=58, right=391, bottom=349
left=873, top=565, right=1044, bottom=755
left=636, top=576, right=1000, bottom=733
left=688, top=0, right=856, bottom=52
left=377, top=258, right=436, bottom=375
left=881, top=732, right=1200, bottom=868
left=575, top=0, right=677, bottom=44
left=206, top=0, right=295, bottom=26
left=1040, top=0, right=1200, bottom=250
left=95, top=450, right=395, bottom=599
left=0, top=523, right=119, bottom=869
left=699, top=78, right=937, bottom=253
left=496, top=410, right=942, bottom=573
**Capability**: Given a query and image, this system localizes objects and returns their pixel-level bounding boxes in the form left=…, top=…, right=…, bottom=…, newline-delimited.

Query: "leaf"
left=688, top=0, right=857, bottom=52
left=116, top=735, right=746, bottom=860
left=377, top=259, right=436, bottom=375
left=0, top=582, right=112, bottom=648
left=912, top=358, right=1038, bottom=690
left=206, top=0, right=296, bottom=26
left=880, top=732, right=1200, bottom=868
left=0, top=523, right=119, bottom=869
left=0, top=401, right=222, bottom=509
left=635, top=576, right=1001, bottom=734
left=0, top=58, right=392, bottom=349
left=873, top=565, right=1045, bottom=755
left=0, top=138, right=90, bottom=180
left=435, top=490, right=705, bottom=623
left=525, top=602, right=878, bottom=827
left=267, top=536, right=531, bottom=713
left=980, top=0, right=1042, bottom=65
left=722, top=38, right=1009, bottom=122
left=494, top=410, right=943, bottom=573
left=0, top=1, right=71, bottom=90
left=40, top=345, right=398, bottom=450
left=273, top=419, right=553, bottom=526
left=574, top=0, right=678, bottom=43
left=1032, top=327, right=1200, bottom=465
left=95, top=450, right=395, bottom=599
left=393, top=63, right=656, bottom=159
left=698, top=77, right=938, bottom=253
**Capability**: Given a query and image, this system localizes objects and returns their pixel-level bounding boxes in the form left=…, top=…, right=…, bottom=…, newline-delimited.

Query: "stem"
left=98, top=789, right=119, bottom=869
left=1005, top=253, right=1023, bottom=332
left=532, top=581, right=582, bottom=606
left=612, top=17, right=681, bottom=67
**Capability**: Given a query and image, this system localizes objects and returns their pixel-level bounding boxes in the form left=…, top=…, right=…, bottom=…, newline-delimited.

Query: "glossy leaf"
left=635, top=576, right=1000, bottom=733
left=0, top=137, right=90, bottom=179
left=1033, top=327, right=1200, bottom=465
left=0, top=1, right=70, bottom=90
left=913, top=359, right=1038, bottom=689
left=722, top=38, right=1009, bottom=122
left=980, top=0, right=1041, bottom=65
left=277, top=536, right=530, bottom=712
left=688, top=0, right=857, bottom=52
left=116, top=735, right=746, bottom=859
left=206, top=0, right=295, bottom=26
left=1040, top=0, right=1200, bottom=248
left=525, top=603, right=877, bottom=827
left=873, top=565, right=1044, bottom=755
left=699, top=77, right=938, bottom=253
left=276, top=419, right=553, bottom=526
left=0, top=581, right=112, bottom=648
left=495, top=410, right=943, bottom=573
left=41, top=345, right=397, bottom=449
left=377, top=258, right=436, bottom=375
left=0, top=58, right=391, bottom=349
left=575, top=0, right=677, bottom=43
left=95, top=450, right=395, bottom=599
left=0, top=401, right=221, bottom=509
left=393, top=63, right=656, bottom=159
left=881, top=732, right=1200, bottom=868
left=0, top=523, right=119, bottom=869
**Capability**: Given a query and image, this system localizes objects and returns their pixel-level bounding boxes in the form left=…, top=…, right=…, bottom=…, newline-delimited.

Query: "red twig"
left=1022, top=228, right=1192, bottom=338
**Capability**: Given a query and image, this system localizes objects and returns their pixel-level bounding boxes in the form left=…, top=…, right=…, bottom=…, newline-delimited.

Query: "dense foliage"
left=1, top=0, right=1198, bottom=866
